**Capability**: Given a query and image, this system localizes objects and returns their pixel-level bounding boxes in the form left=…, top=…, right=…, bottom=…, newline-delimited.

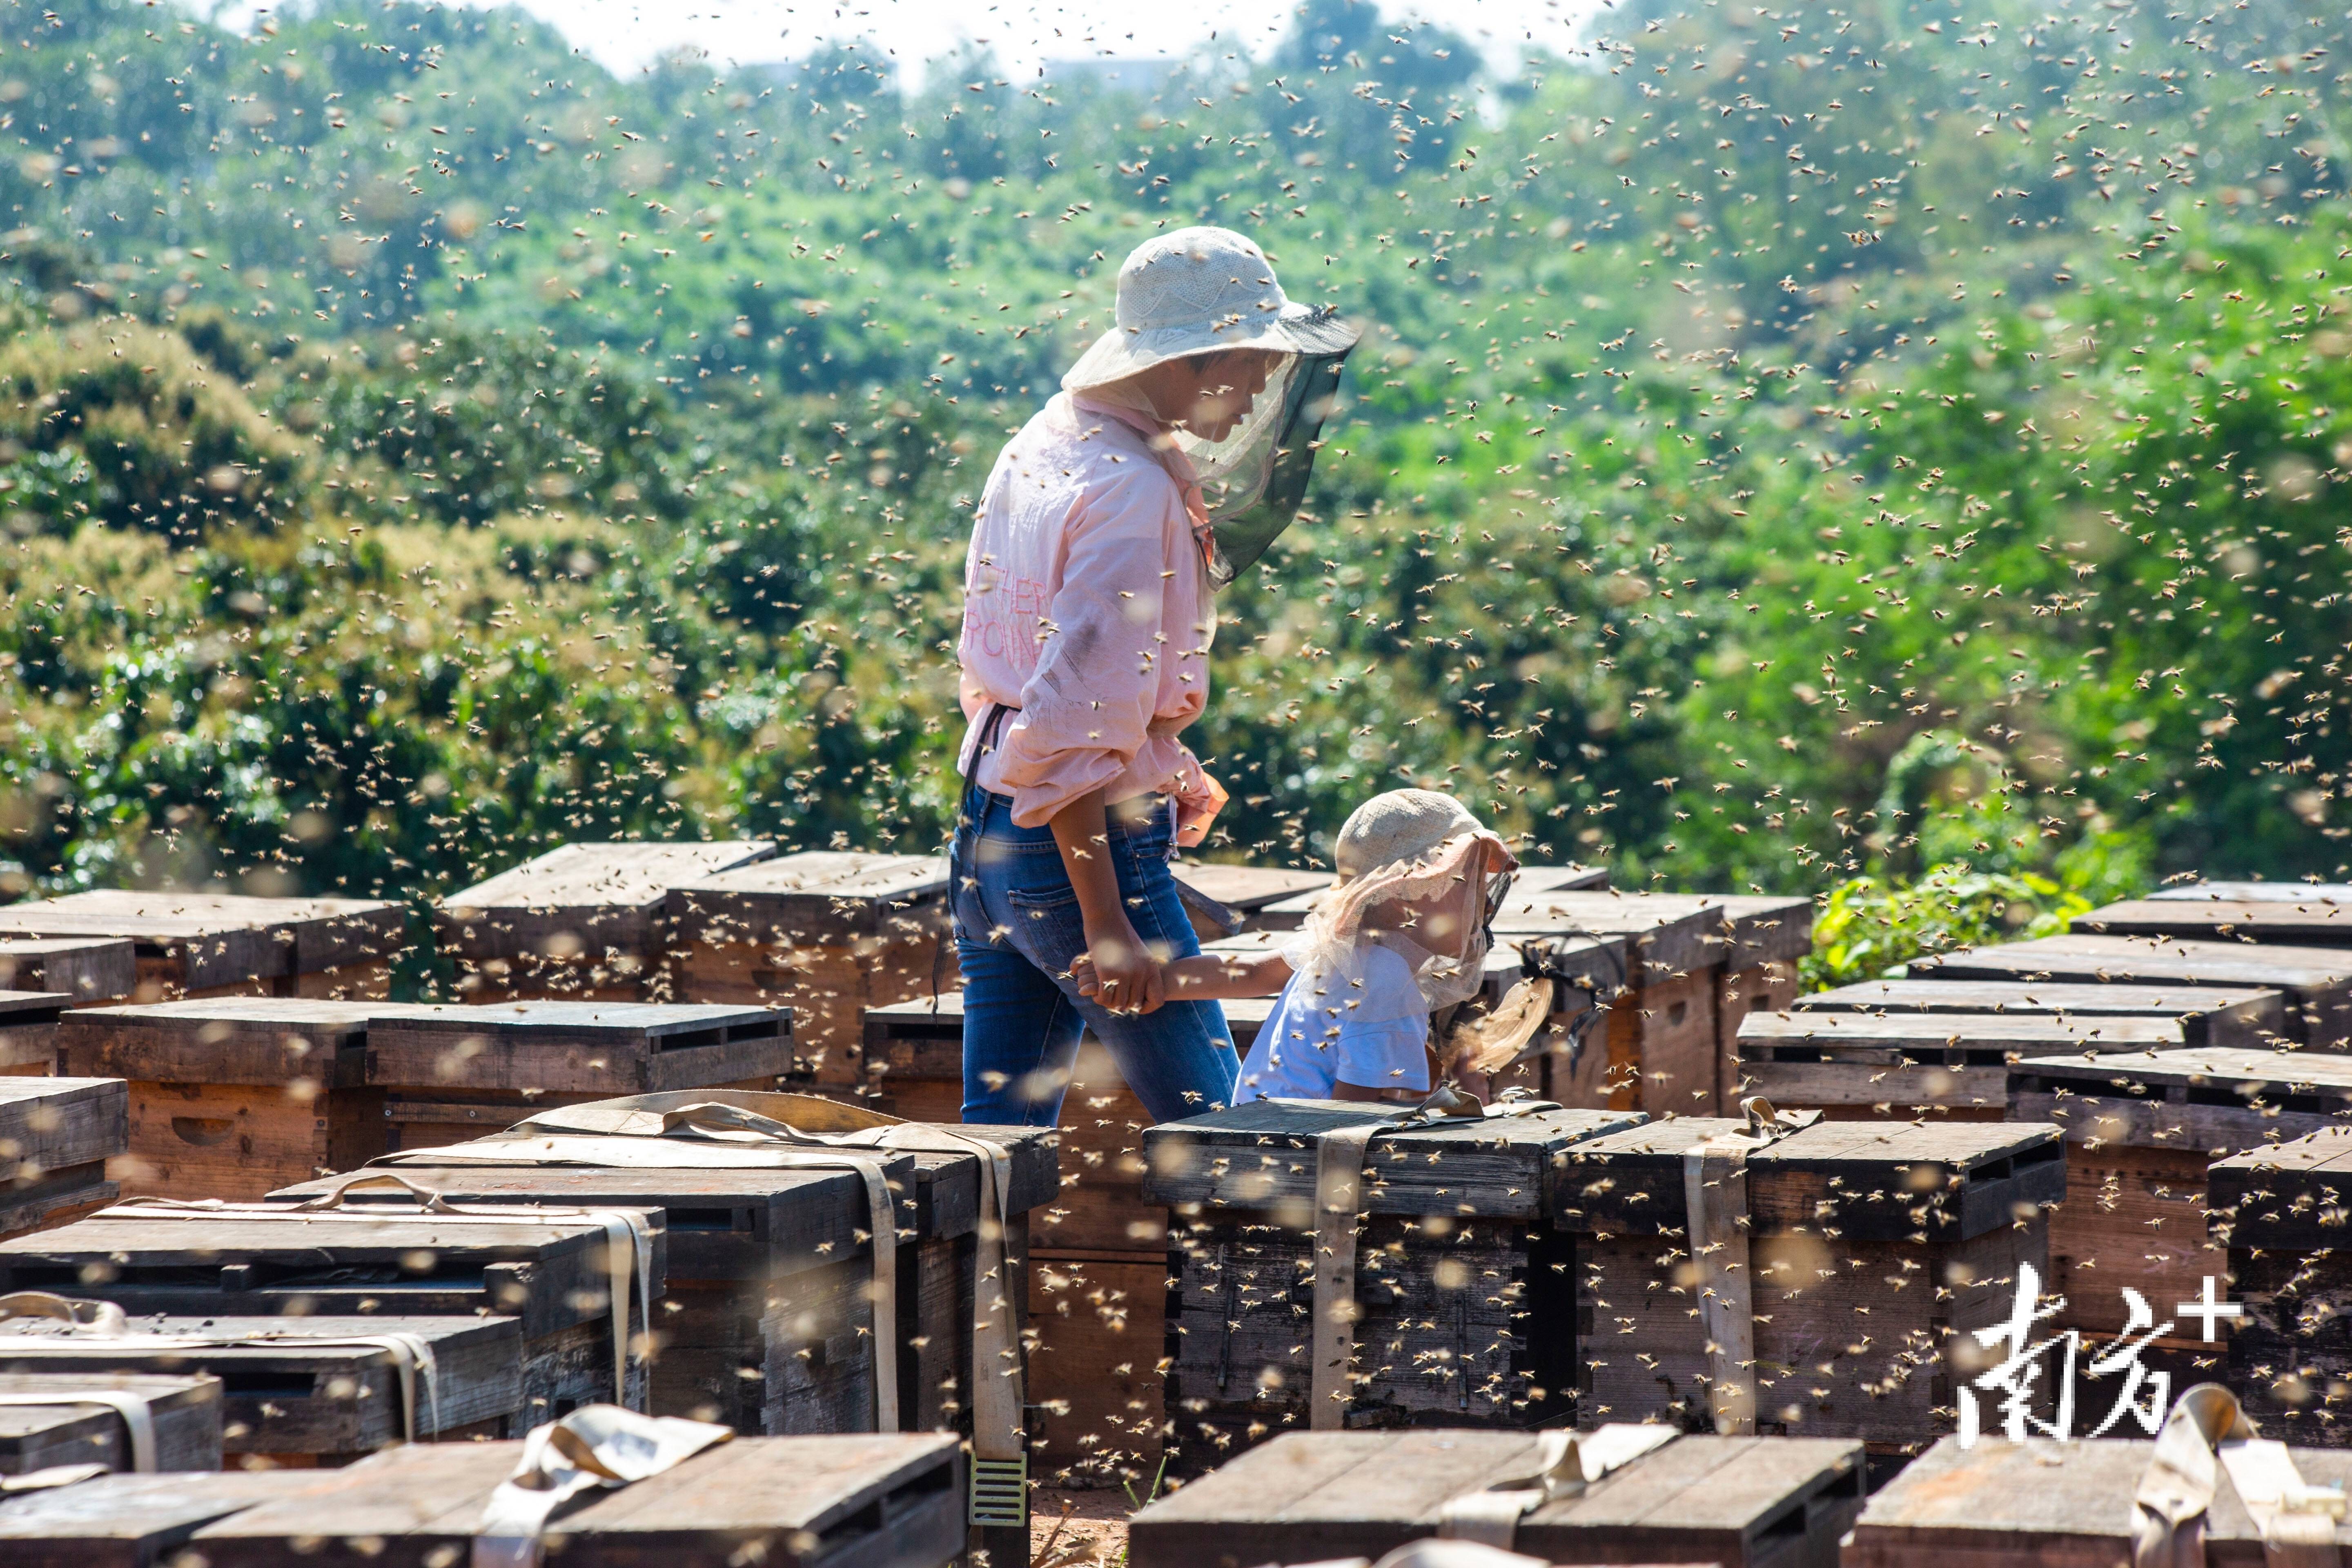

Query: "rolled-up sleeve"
left=993, top=465, right=1191, bottom=827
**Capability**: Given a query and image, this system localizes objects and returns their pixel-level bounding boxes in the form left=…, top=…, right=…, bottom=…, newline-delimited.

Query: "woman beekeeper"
left=952, top=225, right=1359, bottom=1126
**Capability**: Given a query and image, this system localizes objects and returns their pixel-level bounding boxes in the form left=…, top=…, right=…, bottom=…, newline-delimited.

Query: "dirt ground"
left=1029, top=1488, right=1138, bottom=1566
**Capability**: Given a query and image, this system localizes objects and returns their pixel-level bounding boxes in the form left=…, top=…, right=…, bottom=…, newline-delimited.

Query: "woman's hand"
left=1080, top=919, right=1166, bottom=1015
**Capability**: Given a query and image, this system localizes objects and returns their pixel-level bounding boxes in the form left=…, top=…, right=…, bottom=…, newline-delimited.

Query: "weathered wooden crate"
left=1708, top=895, right=1817, bottom=1113
left=437, top=839, right=778, bottom=1002
left=668, top=852, right=953, bottom=1091
left=861, top=984, right=1275, bottom=1478
left=0, top=893, right=403, bottom=1003
left=0, top=1311, right=522, bottom=1461
left=1792, top=976, right=2289, bottom=1047
left=1563, top=1118, right=2062, bottom=1444
left=1127, top=1427, right=1866, bottom=1568
left=53, top=998, right=443, bottom=1200
left=1739, top=1011, right=2189, bottom=1118
left=1251, top=862, right=1609, bottom=935
left=1169, top=863, right=1333, bottom=938
left=0, top=1076, right=126, bottom=1237
left=0, top=1200, right=663, bottom=1428
left=364, top=1001, right=796, bottom=1154
left=1845, top=1430, right=2352, bottom=1564
left=1915, top=933, right=2352, bottom=1047
left=2209, top=1126, right=2352, bottom=1444
left=2154, top=880, right=2352, bottom=901
left=271, top=1154, right=909, bottom=1437
left=0, top=1469, right=334, bottom=1568
left=1141, top=1101, right=1645, bottom=1470
left=2009, top=1045, right=2352, bottom=1339
left=0, top=989, right=68, bottom=1075
left=0, top=939, right=135, bottom=1006
left=1501, top=894, right=1727, bottom=1116
left=0, top=1369, right=222, bottom=1473
left=2077, top=894, right=2352, bottom=948
left=184, top=1430, right=967, bottom=1568
left=274, top=1109, right=1056, bottom=1454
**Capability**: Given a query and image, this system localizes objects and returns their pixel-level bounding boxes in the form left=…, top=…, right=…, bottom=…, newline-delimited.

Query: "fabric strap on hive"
left=1295, top=1094, right=1561, bottom=1432
left=1434, top=1423, right=1680, bottom=1549
left=2133, top=1382, right=2347, bottom=1568
left=0, top=1388, right=160, bottom=1472
left=90, top=1186, right=654, bottom=1417
left=0, top=1289, right=444, bottom=1443
left=1680, top=1096, right=1818, bottom=1437
left=472, top=1403, right=733, bottom=1568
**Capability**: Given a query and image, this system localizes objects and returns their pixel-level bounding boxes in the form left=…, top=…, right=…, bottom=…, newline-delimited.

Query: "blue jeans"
left=951, top=784, right=1238, bottom=1126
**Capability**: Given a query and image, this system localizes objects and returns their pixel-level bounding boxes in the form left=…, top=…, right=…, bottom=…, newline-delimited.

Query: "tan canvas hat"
left=1332, top=788, right=1487, bottom=884
left=1061, top=225, right=1357, bottom=392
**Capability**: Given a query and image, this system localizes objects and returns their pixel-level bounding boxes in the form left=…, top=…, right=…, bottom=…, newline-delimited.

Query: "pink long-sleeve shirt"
left=956, top=392, right=1225, bottom=840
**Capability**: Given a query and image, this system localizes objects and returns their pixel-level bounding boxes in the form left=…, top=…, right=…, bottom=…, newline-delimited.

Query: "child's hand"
left=1068, top=950, right=1103, bottom=999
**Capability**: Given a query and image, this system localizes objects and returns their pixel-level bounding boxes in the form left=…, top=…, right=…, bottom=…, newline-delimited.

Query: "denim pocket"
left=1002, top=879, right=1087, bottom=976
left=1007, top=882, right=1081, bottom=913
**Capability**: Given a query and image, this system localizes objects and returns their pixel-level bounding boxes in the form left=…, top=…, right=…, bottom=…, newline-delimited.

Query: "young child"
left=1074, top=789, right=1517, bottom=1102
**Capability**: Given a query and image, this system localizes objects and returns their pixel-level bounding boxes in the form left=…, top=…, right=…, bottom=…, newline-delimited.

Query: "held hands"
left=1069, top=924, right=1166, bottom=1016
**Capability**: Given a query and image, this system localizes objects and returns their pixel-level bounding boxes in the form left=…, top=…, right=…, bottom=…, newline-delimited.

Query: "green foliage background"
left=5, top=0, right=2351, bottom=984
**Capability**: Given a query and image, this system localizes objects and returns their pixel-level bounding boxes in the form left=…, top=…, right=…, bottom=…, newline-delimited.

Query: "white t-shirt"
left=1235, top=942, right=1431, bottom=1102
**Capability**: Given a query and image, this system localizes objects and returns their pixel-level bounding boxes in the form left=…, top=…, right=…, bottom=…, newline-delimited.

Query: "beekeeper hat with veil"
left=1062, top=225, right=1363, bottom=585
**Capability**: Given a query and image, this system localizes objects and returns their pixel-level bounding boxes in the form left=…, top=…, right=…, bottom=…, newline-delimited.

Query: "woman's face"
left=1177, top=350, right=1280, bottom=440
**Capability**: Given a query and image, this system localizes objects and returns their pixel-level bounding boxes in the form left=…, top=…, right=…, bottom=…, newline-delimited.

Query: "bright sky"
left=237, top=0, right=1605, bottom=85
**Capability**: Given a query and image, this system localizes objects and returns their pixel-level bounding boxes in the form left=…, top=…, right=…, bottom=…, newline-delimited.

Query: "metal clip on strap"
left=1437, top=1425, right=1679, bottom=1549
left=472, top=1405, right=732, bottom=1568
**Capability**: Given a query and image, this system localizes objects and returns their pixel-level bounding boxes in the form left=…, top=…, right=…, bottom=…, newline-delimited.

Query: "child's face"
left=1363, top=840, right=1500, bottom=955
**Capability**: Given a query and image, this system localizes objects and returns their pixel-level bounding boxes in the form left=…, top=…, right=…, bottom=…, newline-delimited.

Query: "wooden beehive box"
left=1169, top=863, right=1333, bottom=938
left=1140, top=1101, right=1644, bottom=1470
left=0, top=938, right=134, bottom=1006
left=0, top=1311, right=522, bottom=1461
left=1707, top=895, right=1817, bottom=1111
left=1250, top=862, right=1609, bottom=934
left=862, top=987, right=1269, bottom=1490
left=271, top=1152, right=912, bottom=1437
left=1562, top=1118, right=2064, bottom=1444
left=2209, top=1126, right=2352, bottom=1443
left=2154, top=880, right=2352, bottom=901
left=667, top=851, right=952, bottom=1091
left=1126, top=1428, right=1866, bottom=1568
left=1846, top=1430, right=2352, bottom=1564
left=2009, top=1045, right=2352, bottom=1340
left=1739, top=1011, right=2191, bottom=1118
left=0, top=1076, right=126, bottom=1236
left=276, top=1106, right=1056, bottom=1448
left=0, top=989, right=69, bottom=1075
left=437, top=839, right=778, bottom=1002
left=363, top=1001, right=795, bottom=1154
left=1500, top=893, right=1725, bottom=1116
left=0, top=1469, right=336, bottom=1568
left=2077, top=894, right=2352, bottom=947
left=53, top=998, right=445, bottom=1201
left=0, top=893, right=403, bottom=1003
left=1793, top=976, right=2289, bottom=1046
left=1914, top=934, right=2352, bottom=1047
left=0, top=1370, right=222, bottom=1474
left=0, top=1200, right=664, bottom=1428
left=187, top=1431, right=968, bottom=1568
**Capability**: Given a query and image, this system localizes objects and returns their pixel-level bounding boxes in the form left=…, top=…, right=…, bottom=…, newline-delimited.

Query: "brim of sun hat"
left=1061, top=299, right=1361, bottom=393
